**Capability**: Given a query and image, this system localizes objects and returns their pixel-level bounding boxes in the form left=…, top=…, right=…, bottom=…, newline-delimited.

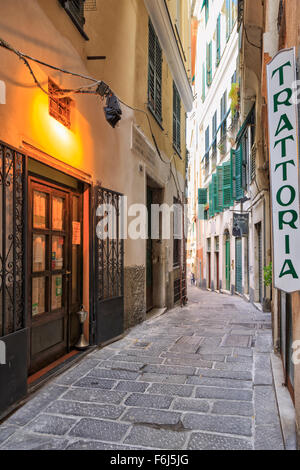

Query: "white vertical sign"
left=267, top=47, right=300, bottom=293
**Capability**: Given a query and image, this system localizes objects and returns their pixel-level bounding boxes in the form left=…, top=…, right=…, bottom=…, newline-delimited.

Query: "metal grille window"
left=173, top=82, right=181, bottom=154
left=59, top=0, right=88, bottom=38
left=148, top=21, right=162, bottom=123
left=0, top=142, right=27, bottom=337
left=48, top=79, right=72, bottom=128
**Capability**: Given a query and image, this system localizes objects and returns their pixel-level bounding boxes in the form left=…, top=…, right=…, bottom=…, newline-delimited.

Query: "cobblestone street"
left=0, top=288, right=284, bottom=450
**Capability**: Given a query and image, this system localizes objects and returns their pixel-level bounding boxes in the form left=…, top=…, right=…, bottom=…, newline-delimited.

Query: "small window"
left=59, top=0, right=88, bottom=39
left=48, top=78, right=72, bottom=128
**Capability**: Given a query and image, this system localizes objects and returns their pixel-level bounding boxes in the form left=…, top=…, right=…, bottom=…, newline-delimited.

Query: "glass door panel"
left=51, top=274, right=63, bottom=311
left=32, top=277, right=46, bottom=316
left=33, top=234, right=46, bottom=272
left=52, top=196, right=64, bottom=231
left=33, top=191, right=48, bottom=229
left=52, top=236, right=65, bottom=270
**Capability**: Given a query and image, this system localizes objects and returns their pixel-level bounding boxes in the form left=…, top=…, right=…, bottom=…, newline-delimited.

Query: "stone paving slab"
left=182, top=413, right=253, bottom=437
left=45, top=400, right=125, bottom=420
left=195, top=387, right=252, bottom=401
left=69, top=418, right=130, bottom=442
left=121, top=407, right=182, bottom=425
left=0, top=287, right=284, bottom=450
left=123, top=425, right=188, bottom=449
left=211, top=400, right=254, bottom=417
left=187, top=432, right=252, bottom=450
left=24, top=413, right=77, bottom=436
left=186, top=376, right=252, bottom=389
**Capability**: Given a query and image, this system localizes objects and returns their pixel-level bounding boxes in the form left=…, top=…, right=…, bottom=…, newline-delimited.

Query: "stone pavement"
left=0, top=287, right=284, bottom=450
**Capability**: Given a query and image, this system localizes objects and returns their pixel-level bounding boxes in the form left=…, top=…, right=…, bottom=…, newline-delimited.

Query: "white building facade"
left=188, top=0, right=271, bottom=310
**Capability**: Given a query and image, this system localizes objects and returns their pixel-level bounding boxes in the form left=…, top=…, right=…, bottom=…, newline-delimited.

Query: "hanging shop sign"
left=267, top=47, right=300, bottom=293
left=232, top=213, right=249, bottom=237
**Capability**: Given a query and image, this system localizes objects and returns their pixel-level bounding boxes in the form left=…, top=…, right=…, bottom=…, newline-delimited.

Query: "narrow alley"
left=0, top=288, right=284, bottom=450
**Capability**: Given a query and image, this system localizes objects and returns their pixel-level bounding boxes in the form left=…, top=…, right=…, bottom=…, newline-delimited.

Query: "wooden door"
left=28, top=178, right=82, bottom=374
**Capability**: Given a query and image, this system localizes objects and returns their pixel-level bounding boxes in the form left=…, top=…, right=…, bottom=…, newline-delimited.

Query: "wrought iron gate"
left=94, top=185, right=124, bottom=344
left=0, top=141, right=28, bottom=417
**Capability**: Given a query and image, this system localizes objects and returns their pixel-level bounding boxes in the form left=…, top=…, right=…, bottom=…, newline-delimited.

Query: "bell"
left=75, top=305, right=89, bottom=350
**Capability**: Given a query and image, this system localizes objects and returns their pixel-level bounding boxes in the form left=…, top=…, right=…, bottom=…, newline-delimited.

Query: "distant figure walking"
left=190, top=264, right=196, bottom=286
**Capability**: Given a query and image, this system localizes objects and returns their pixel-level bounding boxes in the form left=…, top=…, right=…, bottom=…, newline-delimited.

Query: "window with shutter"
left=217, top=166, right=223, bottom=212
left=216, top=14, right=221, bottom=66
left=173, top=82, right=181, bottom=154
left=205, top=126, right=210, bottom=153
left=231, top=148, right=236, bottom=200
left=222, top=161, right=232, bottom=208
left=198, top=188, right=208, bottom=205
left=235, top=145, right=244, bottom=200
left=209, top=181, right=214, bottom=218
left=220, top=92, right=227, bottom=153
left=212, top=173, right=219, bottom=214
left=206, top=41, right=212, bottom=87
left=212, top=111, right=217, bottom=168
left=59, top=0, right=88, bottom=38
left=148, top=21, right=162, bottom=123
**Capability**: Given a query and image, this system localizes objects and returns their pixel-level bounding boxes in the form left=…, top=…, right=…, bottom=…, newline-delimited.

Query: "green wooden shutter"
left=231, top=148, right=236, bottom=200
left=216, top=14, right=221, bottom=66
left=217, top=166, right=223, bottom=212
left=198, top=188, right=208, bottom=205
left=235, top=145, right=244, bottom=200
left=222, top=161, right=232, bottom=208
left=209, top=182, right=214, bottom=218
left=212, top=173, right=218, bottom=214
left=148, top=21, right=162, bottom=122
